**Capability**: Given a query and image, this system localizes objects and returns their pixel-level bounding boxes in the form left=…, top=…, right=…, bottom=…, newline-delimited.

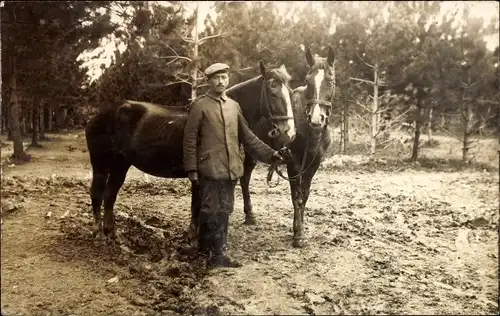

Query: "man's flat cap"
left=204, top=63, right=229, bottom=77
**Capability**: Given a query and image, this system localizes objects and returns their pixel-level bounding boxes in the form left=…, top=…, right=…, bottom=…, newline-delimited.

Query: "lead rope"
left=266, top=128, right=324, bottom=187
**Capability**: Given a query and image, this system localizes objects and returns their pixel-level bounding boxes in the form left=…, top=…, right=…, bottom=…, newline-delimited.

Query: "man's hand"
left=188, top=171, right=199, bottom=184
left=273, top=151, right=285, bottom=162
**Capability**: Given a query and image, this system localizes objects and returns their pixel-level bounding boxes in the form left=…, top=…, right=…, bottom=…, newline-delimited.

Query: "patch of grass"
left=421, top=139, right=440, bottom=148
left=322, top=156, right=498, bottom=173
left=326, top=133, right=498, bottom=172
left=415, top=156, right=497, bottom=172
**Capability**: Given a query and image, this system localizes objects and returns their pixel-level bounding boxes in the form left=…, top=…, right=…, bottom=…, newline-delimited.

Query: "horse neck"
left=226, top=76, right=263, bottom=121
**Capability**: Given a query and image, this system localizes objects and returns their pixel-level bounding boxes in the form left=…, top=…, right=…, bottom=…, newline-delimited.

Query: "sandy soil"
left=1, top=131, right=498, bottom=315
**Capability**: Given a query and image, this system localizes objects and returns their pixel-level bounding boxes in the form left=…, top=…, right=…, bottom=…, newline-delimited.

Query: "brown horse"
left=85, top=61, right=295, bottom=239
left=242, top=46, right=336, bottom=247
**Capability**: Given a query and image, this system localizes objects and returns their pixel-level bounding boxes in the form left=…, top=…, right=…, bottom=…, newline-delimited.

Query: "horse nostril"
left=268, top=128, right=280, bottom=139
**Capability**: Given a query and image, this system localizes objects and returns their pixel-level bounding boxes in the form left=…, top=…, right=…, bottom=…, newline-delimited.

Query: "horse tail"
left=85, top=106, right=117, bottom=172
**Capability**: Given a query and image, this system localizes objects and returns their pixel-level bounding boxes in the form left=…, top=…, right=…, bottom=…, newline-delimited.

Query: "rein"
left=266, top=125, right=326, bottom=188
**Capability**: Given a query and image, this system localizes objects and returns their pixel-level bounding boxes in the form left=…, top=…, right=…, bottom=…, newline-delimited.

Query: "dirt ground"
left=1, top=130, right=499, bottom=315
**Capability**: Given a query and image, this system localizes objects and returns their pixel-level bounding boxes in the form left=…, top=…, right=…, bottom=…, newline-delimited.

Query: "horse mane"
left=226, top=66, right=292, bottom=125
left=291, top=86, right=308, bottom=122
left=311, top=57, right=331, bottom=70
left=227, top=65, right=292, bottom=94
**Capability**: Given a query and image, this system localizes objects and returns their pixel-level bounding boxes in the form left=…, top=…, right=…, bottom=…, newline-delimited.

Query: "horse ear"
left=305, top=47, right=314, bottom=67
left=259, top=60, right=267, bottom=78
left=327, top=46, right=335, bottom=67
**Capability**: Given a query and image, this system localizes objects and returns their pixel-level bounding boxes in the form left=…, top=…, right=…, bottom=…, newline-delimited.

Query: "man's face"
left=208, top=72, right=229, bottom=94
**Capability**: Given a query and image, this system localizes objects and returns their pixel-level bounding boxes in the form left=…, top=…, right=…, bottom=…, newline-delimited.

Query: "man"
left=183, top=62, right=287, bottom=269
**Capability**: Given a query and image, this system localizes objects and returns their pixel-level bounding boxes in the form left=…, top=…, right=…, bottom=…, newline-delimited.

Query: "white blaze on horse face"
left=314, top=69, right=324, bottom=99
left=310, top=69, right=324, bottom=124
left=281, top=83, right=296, bottom=139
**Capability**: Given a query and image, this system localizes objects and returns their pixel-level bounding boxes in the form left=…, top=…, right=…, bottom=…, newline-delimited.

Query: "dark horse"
left=85, top=61, right=295, bottom=239
left=242, top=46, right=336, bottom=247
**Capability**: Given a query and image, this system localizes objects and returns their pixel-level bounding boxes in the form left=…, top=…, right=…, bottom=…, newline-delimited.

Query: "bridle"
left=304, top=72, right=336, bottom=126
left=266, top=71, right=336, bottom=187
left=258, top=74, right=294, bottom=139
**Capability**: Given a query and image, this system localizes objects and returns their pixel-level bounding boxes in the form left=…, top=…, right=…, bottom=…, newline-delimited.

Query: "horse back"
left=114, top=101, right=189, bottom=177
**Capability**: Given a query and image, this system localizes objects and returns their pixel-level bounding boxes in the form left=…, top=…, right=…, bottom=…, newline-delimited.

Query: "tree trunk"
left=39, top=100, right=46, bottom=140
left=340, top=100, right=349, bottom=154
left=7, top=102, right=12, bottom=140
left=370, top=65, right=379, bottom=155
left=31, top=98, right=40, bottom=147
left=60, top=107, right=68, bottom=129
left=1, top=103, right=5, bottom=134
left=5, top=102, right=11, bottom=138
left=48, top=104, right=53, bottom=131
left=462, top=102, right=474, bottom=163
left=9, top=61, right=30, bottom=163
left=0, top=25, right=2, bottom=135
left=411, top=97, right=423, bottom=162
left=190, top=4, right=200, bottom=102
left=427, top=106, right=433, bottom=143
left=21, top=111, right=26, bottom=136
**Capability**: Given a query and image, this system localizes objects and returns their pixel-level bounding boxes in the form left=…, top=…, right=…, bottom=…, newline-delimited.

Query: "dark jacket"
left=183, top=91, right=275, bottom=180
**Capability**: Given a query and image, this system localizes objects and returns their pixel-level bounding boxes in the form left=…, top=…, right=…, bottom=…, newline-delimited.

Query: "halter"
left=259, top=75, right=294, bottom=139
left=306, top=99, right=333, bottom=107
left=266, top=75, right=336, bottom=187
left=304, top=77, right=336, bottom=123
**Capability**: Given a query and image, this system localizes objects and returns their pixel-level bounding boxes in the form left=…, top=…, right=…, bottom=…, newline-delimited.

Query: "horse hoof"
left=187, top=224, right=198, bottom=241
left=292, top=238, right=307, bottom=248
left=92, top=223, right=104, bottom=239
left=244, top=216, right=257, bottom=225
left=114, top=232, right=125, bottom=245
left=103, top=225, right=120, bottom=242
left=105, top=230, right=124, bottom=245
left=93, top=231, right=105, bottom=242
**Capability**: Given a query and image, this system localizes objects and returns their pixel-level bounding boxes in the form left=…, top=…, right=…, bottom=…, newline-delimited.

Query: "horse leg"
left=102, top=159, right=130, bottom=239
left=287, top=161, right=316, bottom=248
left=241, top=156, right=257, bottom=225
left=187, top=182, right=201, bottom=247
left=302, top=162, right=320, bottom=207
left=90, top=169, right=109, bottom=238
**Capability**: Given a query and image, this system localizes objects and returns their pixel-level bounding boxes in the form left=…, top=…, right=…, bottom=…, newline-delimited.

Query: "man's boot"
left=197, top=211, right=211, bottom=254
left=207, top=213, right=241, bottom=269
left=179, top=212, right=209, bottom=256
left=222, top=213, right=228, bottom=252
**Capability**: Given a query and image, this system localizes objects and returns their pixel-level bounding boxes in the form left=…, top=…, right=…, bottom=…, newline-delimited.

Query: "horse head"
left=303, top=46, right=336, bottom=130
left=258, top=61, right=296, bottom=146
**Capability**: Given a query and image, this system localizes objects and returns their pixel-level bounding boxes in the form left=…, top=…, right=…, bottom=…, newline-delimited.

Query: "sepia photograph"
left=1, top=1, right=499, bottom=315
